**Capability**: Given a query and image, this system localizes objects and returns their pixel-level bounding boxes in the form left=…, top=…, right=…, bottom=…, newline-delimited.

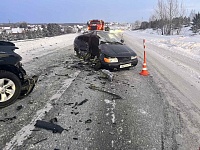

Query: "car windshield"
left=97, top=31, right=121, bottom=44
left=90, top=21, right=100, bottom=24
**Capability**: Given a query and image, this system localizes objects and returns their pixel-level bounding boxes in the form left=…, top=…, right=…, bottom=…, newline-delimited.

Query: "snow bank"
left=126, top=28, right=200, bottom=61
left=14, top=33, right=79, bottom=63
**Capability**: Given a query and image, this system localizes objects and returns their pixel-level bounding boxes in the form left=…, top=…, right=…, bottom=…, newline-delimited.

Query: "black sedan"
left=74, top=31, right=138, bottom=70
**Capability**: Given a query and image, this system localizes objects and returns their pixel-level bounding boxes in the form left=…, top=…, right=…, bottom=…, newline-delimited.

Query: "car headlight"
left=131, top=56, right=137, bottom=59
left=104, top=57, right=118, bottom=63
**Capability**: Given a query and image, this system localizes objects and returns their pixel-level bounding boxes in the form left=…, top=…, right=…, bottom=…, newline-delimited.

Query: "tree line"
left=135, top=0, right=200, bottom=35
left=0, top=22, right=76, bottom=41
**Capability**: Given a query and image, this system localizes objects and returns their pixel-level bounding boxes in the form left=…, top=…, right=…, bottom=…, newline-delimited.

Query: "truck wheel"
left=0, top=70, right=21, bottom=108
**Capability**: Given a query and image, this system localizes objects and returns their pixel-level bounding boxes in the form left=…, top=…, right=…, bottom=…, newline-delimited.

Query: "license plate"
left=120, top=63, right=131, bottom=68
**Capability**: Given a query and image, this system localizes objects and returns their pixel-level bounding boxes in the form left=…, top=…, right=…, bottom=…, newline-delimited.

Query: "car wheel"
left=0, top=70, right=21, bottom=108
left=94, top=59, right=102, bottom=71
left=74, top=48, right=80, bottom=57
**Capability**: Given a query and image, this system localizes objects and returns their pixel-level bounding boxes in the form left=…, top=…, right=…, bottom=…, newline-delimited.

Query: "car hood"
left=99, top=44, right=137, bottom=57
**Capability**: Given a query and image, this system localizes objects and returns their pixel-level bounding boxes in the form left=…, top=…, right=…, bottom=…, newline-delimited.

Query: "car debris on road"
left=34, top=120, right=65, bottom=134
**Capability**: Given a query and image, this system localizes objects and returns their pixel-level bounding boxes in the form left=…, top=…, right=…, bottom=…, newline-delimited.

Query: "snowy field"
left=125, top=28, right=200, bottom=62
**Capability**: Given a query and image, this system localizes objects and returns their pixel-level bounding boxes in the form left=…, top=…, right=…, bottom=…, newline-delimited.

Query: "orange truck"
left=87, top=19, right=104, bottom=30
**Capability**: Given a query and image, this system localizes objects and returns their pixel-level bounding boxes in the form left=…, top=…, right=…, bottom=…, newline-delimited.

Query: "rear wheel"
left=74, top=48, right=80, bottom=58
left=0, top=70, right=21, bottom=108
left=94, top=59, right=102, bottom=71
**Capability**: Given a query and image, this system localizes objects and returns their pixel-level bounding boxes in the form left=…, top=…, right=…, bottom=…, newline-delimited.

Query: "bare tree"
left=153, top=0, right=185, bottom=35
left=165, top=0, right=178, bottom=34
left=154, top=0, right=167, bottom=35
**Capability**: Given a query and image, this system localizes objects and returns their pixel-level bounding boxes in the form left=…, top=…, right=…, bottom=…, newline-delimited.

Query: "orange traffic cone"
left=140, top=50, right=149, bottom=76
left=140, top=62, right=149, bottom=76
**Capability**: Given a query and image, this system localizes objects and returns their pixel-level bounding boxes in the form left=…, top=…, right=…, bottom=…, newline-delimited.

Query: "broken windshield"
left=97, top=31, right=121, bottom=44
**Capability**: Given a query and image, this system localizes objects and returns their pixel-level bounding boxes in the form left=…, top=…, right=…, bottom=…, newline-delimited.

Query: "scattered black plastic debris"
left=100, top=81, right=106, bottom=85
left=33, top=138, right=47, bottom=145
left=64, top=102, right=74, bottom=106
left=89, top=84, right=122, bottom=99
left=87, top=72, right=95, bottom=76
left=65, top=126, right=71, bottom=132
left=55, top=73, right=70, bottom=77
left=16, top=105, right=23, bottom=111
left=72, top=102, right=78, bottom=108
left=34, top=120, right=64, bottom=133
left=79, top=120, right=82, bottom=122
left=74, top=112, right=79, bottom=115
left=30, top=129, right=40, bottom=132
left=0, top=116, right=17, bottom=122
left=71, top=111, right=79, bottom=115
left=54, top=149, right=60, bottom=150
left=50, top=118, right=58, bottom=124
left=77, top=99, right=88, bottom=106
left=86, top=128, right=90, bottom=131
left=85, top=119, right=92, bottom=124
left=73, top=138, right=78, bottom=140
left=4, top=113, right=7, bottom=117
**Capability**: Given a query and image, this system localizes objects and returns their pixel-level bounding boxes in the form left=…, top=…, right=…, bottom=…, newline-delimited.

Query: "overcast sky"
left=0, top=0, right=200, bottom=23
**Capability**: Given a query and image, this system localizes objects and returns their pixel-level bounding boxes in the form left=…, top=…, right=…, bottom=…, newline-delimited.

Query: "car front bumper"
left=101, top=58, right=138, bottom=69
left=19, top=75, right=38, bottom=98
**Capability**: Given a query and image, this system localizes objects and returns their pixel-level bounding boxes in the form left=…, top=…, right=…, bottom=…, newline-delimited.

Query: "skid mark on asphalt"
left=3, top=71, right=81, bottom=150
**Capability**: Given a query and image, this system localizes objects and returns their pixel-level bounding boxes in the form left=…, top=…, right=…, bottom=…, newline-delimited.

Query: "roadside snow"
left=14, top=33, right=79, bottom=63
left=125, top=28, right=200, bottom=62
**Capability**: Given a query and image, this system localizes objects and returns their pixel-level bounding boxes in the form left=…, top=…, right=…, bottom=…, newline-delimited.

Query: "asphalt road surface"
left=0, top=32, right=199, bottom=150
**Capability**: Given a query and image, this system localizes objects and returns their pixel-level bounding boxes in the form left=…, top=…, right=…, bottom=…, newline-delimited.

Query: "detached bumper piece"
left=19, top=75, right=39, bottom=98
left=35, top=120, right=65, bottom=133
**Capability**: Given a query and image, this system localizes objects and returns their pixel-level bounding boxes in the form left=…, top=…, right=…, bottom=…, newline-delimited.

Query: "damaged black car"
left=0, top=41, right=38, bottom=108
left=74, top=31, right=138, bottom=70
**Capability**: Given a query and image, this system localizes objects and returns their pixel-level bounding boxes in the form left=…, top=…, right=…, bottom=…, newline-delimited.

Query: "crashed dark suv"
left=0, top=41, right=38, bottom=108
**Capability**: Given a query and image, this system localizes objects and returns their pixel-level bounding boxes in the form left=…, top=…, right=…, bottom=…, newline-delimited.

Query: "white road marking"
left=3, top=71, right=81, bottom=150
left=104, top=99, right=116, bottom=123
left=111, top=140, right=114, bottom=147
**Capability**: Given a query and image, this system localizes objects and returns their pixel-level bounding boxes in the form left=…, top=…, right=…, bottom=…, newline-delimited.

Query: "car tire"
left=74, top=48, right=80, bottom=57
left=0, top=70, right=22, bottom=108
left=94, top=59, right=102, bottom=71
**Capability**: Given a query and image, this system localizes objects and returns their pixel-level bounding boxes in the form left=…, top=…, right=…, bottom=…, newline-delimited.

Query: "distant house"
left=11, top=27, right=24, bottom=34
left=1, top=26, right=12, bottom=34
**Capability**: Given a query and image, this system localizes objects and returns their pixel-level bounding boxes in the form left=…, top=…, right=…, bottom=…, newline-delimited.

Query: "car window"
left=97, top=32, right=121, bottom=43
